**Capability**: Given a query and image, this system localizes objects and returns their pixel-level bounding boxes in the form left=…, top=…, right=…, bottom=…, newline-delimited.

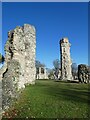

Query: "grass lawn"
left=2, top=79, right=89, bottom=119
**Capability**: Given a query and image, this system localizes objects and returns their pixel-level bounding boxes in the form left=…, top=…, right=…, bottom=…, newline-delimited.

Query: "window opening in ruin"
left=41, top=68, right=44, bottom=74
left=63, top=48, right=65, bottom=52
left=36, top=68, right=39, bottom=74
left=63, top=56, right=65, bottom=59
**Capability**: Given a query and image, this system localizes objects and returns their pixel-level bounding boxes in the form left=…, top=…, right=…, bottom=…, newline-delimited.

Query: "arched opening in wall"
left=36, top=68, right=39, bottom=74
left=41, top=68, right=44, bottom=74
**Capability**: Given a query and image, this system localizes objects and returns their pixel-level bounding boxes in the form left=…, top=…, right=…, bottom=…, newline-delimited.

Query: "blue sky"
left=2, top=2, right=88, bottom=68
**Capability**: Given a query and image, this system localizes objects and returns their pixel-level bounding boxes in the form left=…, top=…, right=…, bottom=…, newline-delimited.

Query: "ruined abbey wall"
left=2, top=24, right=36, bottom=109
left=36, top=67, right=48, bottom=79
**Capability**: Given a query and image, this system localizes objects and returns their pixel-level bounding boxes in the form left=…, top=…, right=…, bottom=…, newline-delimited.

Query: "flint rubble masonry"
left=60, top=38, right=73, bottom=80
left=5, top=24, right=36, bottom=89
left=2, top=24, right=36, bottom=109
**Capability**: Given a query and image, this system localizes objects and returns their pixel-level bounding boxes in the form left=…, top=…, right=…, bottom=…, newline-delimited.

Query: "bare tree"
left=35, top=60, right=45, bottom=68
left=53, top=59, right=60, bottom=79
left=72, top=63, right=78, bottom=79
left=47, top=68, right=55, bottom=79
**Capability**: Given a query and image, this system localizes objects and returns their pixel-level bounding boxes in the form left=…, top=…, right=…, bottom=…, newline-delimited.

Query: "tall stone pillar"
left=60, top=38, right=73, bottom=80
left=24, top=24, right=36, bottom=85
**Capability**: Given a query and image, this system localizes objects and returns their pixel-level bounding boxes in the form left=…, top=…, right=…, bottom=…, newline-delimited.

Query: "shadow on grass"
left=54, top=80, right=79, bottom=83
left=36, top=79, right=89, bottom=104
left=42, top=84, right=89, bottom=104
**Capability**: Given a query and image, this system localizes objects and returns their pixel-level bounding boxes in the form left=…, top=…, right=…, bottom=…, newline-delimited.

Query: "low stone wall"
left=78, top=64, right=90, bottom=83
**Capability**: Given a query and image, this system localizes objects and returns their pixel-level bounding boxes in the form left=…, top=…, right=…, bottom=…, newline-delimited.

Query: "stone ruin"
left=53, top=69, right=61, bottom=80
left=78, top=64, right=90, bottom=83
left=60, top=38, right=73, bottom=81
left=36, top=67, right=48, bottom=79
left=0, top=23, right=89, bottom=114
left=57, top=69, right=61, bottom=79
left=1, top=24, right=36, bottom=110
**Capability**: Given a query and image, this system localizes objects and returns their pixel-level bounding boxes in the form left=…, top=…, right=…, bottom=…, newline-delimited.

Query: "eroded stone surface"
left=78, top=64, right=90, bottom=83
left=60, top=38, right=73, bottom=80
left=2, top=24, right=36, bottom=110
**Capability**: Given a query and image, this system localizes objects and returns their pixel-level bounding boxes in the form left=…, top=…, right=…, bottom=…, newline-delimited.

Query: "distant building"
left=36, top=67, right=48, bottom=79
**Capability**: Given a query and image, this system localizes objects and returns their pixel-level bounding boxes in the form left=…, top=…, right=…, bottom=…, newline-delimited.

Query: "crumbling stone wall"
left=60, top=38, right=73, bottom=80
left=78, top=64, right=90, bottom=83
left=2, top=60, right=20, bottom=109
left=2, top=24, right=36, bottom=110
left=36, top=67, right=48, bottom=79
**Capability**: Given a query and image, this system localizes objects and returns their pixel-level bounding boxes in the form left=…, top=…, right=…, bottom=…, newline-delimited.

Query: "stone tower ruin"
left=60, top=38, right=73, bottom=80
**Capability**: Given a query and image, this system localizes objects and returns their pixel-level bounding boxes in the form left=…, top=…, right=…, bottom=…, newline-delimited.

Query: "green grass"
left=2, top=79, right=89, bottom=119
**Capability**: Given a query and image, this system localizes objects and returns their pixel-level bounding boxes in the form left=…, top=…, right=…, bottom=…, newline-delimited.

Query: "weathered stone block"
left=78, top=64, right=90, bottom=83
